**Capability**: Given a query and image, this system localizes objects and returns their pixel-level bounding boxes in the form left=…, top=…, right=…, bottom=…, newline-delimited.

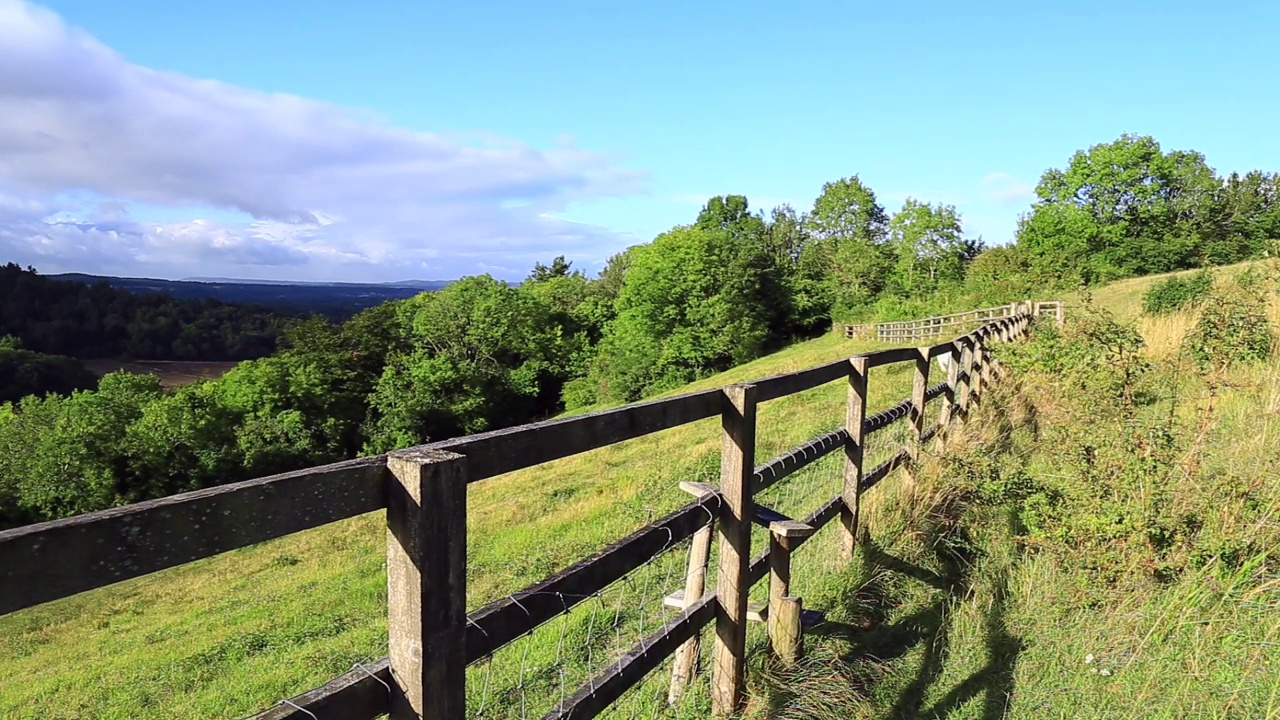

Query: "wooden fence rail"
left=837, top=300, right=1063, bottom=341
left=0, top=301, right=1050, bottom=720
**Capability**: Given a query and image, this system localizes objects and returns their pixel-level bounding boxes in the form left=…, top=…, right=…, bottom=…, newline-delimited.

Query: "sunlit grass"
left=0, top=329, right=927, bottom=719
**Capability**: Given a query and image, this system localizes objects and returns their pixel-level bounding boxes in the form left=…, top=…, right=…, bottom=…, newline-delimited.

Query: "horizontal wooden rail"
left=921, top=424, right=940, bottom=444
left=0, top=456, right=388, bottom=616
left=466, top=492, right=720, bottom=662
left=425, top=388, right=724, bottom=482
left=752, top=428, right=848, bottom=495
left=864, top=346, right=922, bottom=369
left=754, top=359, right=848, bottom=403
left=254, top=658, right=392, bottom=720
left=865, top=397, right=913, bottom=436
left=862, top=450, right=910, bottom=491
left=925, top=381, right=948, bottom=403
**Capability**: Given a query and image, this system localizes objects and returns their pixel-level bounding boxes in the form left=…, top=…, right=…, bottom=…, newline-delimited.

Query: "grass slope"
left=0, top=330, right=935, bottom=719
left=752, top=262, right=1280, bottom=719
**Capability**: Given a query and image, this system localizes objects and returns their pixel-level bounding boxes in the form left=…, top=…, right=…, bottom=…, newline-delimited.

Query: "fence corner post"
left=839, top=356, right=869, bottom=562
left=386, top=449, right=468, bottom=720
left=711, top=383, right=756, bottom=716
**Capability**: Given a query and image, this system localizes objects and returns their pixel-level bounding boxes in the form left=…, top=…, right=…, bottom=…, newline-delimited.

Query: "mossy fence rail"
left=0, top=301, right=1056, bottom=720
left=838, top=300, right=1063, bottom=341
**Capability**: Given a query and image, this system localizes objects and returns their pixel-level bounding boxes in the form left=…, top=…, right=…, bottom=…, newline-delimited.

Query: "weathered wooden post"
left=937, top=341, right=961, bottom=438
left=386, top=449, right=468, bottom=720
left=971, top=330, right=986, bottom=404
left=711, top=384, right=756, bottom=716
left=774, top=597, right=803, bottom=667
left=668, top=484, right=716, bottom=705
left=767, top=520, right=812, bottom=660
left=839, top=356, right=869, bottom=561
left=957, top=337, right=975, bottom=419
left=909, top=348, right=930, bottom=462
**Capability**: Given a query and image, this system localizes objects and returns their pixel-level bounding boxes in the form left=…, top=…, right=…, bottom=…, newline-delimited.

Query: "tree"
left=364, top=276, right=569, bottom=451
left=885, top=199, right=976, bottom=295
left=799, top=176, right=894, bottom=319
left=696, top=195, right=768, bottom=241
left=1017, top=134, right=1221, bottom=282
left=591, top=224, right=782, bottom=401
left=529, top=255, right=574, bottom=282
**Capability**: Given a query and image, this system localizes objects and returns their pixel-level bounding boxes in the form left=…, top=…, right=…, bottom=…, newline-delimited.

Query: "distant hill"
left=49, top=273, right=452, bottom=318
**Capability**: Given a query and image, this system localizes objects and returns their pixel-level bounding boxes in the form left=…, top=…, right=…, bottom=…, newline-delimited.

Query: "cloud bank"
left=0, top=0, right=646, bottom=281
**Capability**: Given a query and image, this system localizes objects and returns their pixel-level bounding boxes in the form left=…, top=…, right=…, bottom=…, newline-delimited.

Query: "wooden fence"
left=837, top=300, right=1063, bottom=342
left=0, top=304, right=1045, bottom=720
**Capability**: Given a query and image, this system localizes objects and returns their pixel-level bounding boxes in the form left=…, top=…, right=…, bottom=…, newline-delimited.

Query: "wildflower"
left=1085, top=653, right=1095, bottom=664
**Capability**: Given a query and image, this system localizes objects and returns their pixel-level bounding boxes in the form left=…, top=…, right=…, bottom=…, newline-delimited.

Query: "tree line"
left=2, top=133, right=1277, bottom=528
left=0, top=263, right=294, bottom=360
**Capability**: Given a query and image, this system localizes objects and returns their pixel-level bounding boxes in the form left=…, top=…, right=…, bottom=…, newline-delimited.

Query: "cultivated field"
left=80, top=359, right=240, bottom=388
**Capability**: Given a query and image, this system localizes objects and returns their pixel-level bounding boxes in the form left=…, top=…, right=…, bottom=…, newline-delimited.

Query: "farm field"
left=80, top=359, right=240, bottom=388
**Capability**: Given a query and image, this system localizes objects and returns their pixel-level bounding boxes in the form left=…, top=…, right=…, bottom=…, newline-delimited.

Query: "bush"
left=1141, top=270, right=1213, bottom=315
left=1184, top=280, right=1274, bottom=373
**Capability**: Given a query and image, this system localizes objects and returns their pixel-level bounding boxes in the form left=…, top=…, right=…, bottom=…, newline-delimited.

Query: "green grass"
left=0, top=330, right=933, bottom=719
left=750, top=264, right=1280, bottom=719
left=10, top=268, right=1276, bottom=720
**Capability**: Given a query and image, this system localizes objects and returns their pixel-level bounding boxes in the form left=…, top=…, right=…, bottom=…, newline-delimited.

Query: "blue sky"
left=3, top=0, right=1279, bottom=282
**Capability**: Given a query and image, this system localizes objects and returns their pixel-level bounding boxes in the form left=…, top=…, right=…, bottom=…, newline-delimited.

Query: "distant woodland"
left=2, top=133, right=1278, bottom=529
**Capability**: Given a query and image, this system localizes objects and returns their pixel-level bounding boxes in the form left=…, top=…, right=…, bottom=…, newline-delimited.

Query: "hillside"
left=757, top=261, right=1280, bottom=719
left=50, top=273, right=452, bottom=320
left=0, top=328, right=924, bottom=718
left=2, top=266, right=1278, bottom=719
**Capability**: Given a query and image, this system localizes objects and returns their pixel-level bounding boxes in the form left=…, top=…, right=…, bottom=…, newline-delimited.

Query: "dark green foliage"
left=0, top=339, right=99, bottom=403
left=0, top=264, right=293, bottom=360
left=1141, top=270, right=1214, bottom=315
left=364, top=275, right=580, bottom=450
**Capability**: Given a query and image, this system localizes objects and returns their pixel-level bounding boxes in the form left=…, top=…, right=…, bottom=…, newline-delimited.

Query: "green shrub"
left=1183, top=279, right=1274, bottom=373
left=559, top=376, right=597, bottom=411
left=1141, top=270, right=1213, bottom=315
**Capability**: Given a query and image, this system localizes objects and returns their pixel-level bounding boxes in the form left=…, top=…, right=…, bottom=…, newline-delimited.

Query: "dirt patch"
left=81, top=360, right=240, bottom=388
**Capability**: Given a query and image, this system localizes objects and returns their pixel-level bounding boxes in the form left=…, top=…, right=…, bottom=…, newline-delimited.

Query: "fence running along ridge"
left=837, top=300, right=1063, bottom=342
left=0, top=300, right=1055, bottom=720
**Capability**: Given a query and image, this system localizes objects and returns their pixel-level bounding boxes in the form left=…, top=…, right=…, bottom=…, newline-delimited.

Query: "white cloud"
left=979, top=172, right=1034, bottom=206
left=0, top=0, right=647, bottom=280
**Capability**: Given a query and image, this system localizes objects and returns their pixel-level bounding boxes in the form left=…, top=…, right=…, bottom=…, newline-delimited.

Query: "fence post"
left=909, top=348, right=930, bottom=462
left=957, top=338, right=975, bottom=420
left=937, top=341, right=961, bottom=437
left=767, top=521, right=811, bottom=660
left=711, top=383, right=756, bottom=716
left=774, top=597, right=803, bottom=667
left=971, top=331, right=986, bottom=404
left=668, top=486, right=715, bottom=705
left=386, top=449, right=468, bottom=720
left=839, top=356, right=869, bottom=561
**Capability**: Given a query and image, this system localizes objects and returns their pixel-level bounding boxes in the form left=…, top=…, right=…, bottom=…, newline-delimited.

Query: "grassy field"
left=0, top=328, right=939, bottom=719
left=5, top=266, right=1277, bottom=720
left=80, top=359, right=240, bottom=387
